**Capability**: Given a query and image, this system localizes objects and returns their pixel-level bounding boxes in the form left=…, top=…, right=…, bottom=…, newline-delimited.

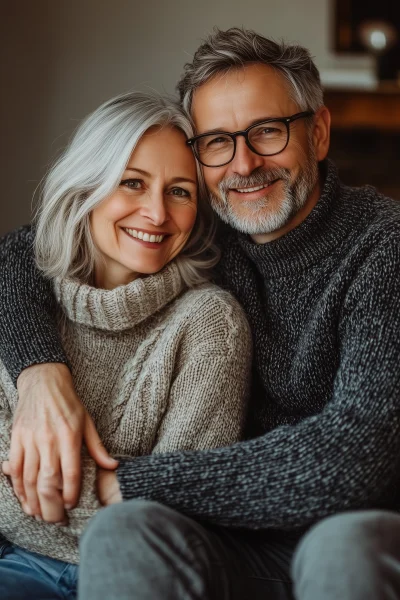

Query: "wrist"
left=17, top=363, right=72, bottom=393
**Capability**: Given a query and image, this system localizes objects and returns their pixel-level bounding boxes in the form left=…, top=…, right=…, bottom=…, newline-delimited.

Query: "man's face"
left=191, top=63, right=327, bottom=242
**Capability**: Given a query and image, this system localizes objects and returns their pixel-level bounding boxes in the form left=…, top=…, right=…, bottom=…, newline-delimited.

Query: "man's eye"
left=207, top=136, right=230, bottom=147
left=258, top=127, right=282, bottom=136
left=255, top=125, right=284, bottom=137
left=120, top=179, right=142, bottom=189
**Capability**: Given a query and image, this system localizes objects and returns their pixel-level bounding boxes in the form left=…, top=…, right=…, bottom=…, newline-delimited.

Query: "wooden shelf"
left=324, top=85, right=400, bottom=131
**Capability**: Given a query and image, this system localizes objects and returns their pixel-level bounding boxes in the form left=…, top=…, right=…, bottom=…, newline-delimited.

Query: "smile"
left=233, top=181, right=277, bottom=193
left=123, top=228, right=165, bottom=243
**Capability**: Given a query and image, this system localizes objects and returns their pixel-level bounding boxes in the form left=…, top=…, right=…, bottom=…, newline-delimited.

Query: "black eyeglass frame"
left=187, top=111, right=314, bottom=167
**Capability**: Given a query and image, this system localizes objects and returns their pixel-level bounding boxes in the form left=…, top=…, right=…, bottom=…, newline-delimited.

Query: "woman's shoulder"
left=174, top=283, right=252, bottom=351
left=178, top=282, right=246, bottom=317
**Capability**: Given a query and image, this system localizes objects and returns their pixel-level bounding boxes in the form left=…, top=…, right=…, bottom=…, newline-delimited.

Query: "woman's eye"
left=170, top=187, right=190, bottom=197
left=120, top=179, right=142, bottom=190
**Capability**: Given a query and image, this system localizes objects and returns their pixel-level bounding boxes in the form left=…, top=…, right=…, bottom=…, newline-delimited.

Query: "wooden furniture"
left=324, top=85, right=400, bottom=131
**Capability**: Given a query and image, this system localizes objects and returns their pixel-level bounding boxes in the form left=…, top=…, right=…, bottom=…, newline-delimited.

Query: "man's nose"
left=229, top=136, right=265, bottom=176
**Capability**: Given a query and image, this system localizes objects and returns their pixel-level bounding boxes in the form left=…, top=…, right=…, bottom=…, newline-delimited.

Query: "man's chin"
left=210, top=196, right=294, bottom=235
left=215, top=209, right=292, bottom=236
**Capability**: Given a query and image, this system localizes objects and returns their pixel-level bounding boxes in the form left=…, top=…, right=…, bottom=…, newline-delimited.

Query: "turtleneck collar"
left=236, top=160, right=357, bottom=278
left=54, top=261, right=186, bottom=331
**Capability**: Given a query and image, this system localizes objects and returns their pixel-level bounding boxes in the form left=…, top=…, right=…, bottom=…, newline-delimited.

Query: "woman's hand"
left=2, top=363, right=118, bottom=522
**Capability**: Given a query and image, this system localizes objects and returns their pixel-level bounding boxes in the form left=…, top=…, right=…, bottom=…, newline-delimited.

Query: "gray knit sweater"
left=0, top=160, right=400, bottom=533
left=0, top=264, right=251, bottom=563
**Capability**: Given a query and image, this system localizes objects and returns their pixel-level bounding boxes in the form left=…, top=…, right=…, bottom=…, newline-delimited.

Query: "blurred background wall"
left=2, top=0, right=398, bottom=236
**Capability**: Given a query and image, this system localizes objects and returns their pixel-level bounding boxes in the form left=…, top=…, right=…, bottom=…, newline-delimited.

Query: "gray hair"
left=34, top=91, right=219, bottom=287
left=177, top=27, right=324, bottom=116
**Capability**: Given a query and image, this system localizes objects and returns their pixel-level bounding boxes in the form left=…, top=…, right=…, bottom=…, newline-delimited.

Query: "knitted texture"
left=1, top=159, right=400, bottom=533
left=0, top=262, right=252, bottom=563
left=113, top=160, right=400, bottom=529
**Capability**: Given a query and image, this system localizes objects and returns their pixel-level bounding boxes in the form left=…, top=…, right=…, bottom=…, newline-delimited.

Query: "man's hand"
left=2, top=363, right=118, bottom=522
left=97, top=468, right=122, bottom=506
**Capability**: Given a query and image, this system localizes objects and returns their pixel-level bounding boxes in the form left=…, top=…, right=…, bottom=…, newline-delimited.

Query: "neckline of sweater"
left=54, top=261, right=186, bottom=331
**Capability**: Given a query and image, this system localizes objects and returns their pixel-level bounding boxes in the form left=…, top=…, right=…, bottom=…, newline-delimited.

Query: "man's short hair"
left=177, top=27, right=324, bottom=116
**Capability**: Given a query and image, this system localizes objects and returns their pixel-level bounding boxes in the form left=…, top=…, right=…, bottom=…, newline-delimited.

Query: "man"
left=1, top=27, right=400, bottom=600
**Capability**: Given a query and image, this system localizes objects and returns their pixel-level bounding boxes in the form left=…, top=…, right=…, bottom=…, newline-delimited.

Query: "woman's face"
left=91, top=126, right=198, bottom=289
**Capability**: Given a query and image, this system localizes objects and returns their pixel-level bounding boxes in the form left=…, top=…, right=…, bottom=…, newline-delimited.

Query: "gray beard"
left=208, top=152, right=319, bottom=236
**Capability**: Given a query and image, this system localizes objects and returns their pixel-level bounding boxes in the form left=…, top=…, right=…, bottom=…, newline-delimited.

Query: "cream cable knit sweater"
left=0, top=262, right=251, bottom=564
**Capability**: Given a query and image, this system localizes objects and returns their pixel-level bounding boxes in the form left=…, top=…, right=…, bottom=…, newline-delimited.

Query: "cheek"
left=101, top=195, right=134, bottom=222
left=264, top=148, right=304, bottom=177
left=173, top=204, right=198, bottom=236
left=90, top=196, right=129, bottom=244
left=203, top=167, right=227, bottom=192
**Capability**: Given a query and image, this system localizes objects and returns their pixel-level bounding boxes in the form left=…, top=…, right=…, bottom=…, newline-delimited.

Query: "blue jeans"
left=0, top=541, right=78, bottom=599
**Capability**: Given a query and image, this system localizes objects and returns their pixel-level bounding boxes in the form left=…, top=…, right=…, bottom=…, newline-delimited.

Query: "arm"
left=0, top=227, right=116, bottom=519
left=152, top=292, right=252, bottom=454
left=116, top=239, right=400, bottom=530
left=0, top=226, right=67, bottom=382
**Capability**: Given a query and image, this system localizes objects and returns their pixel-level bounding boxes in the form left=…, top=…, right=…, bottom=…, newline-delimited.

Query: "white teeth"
left=124, top=228, right=165, bottom=243
left=236, top=184, right=269, bottom=193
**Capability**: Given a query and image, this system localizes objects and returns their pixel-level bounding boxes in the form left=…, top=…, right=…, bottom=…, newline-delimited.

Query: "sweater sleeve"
left=152, top=291, right=252, bottom=454
left=0, top=226, right=68, bottom=384
left=116, top=238, right=400, bottom=530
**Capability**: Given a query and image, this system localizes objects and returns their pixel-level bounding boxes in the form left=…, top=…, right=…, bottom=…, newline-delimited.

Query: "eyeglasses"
left=187, top=111, right=314, bottom=167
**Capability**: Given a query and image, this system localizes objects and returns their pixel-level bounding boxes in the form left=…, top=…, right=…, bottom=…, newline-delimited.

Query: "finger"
left=7, top=440, right=26, bottom=503
left=59, top=430, right=82, bottom=510
left=37, top=446, right=65, bottom=523
left=2, top=461, right=10, bottom=476
left=84, top=414, right=118, bottom=470
left=22, top=446, right=41, bottom=516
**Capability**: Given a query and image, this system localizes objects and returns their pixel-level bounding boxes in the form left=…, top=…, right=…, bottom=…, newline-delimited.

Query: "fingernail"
left=35, top=515, right=42, bottom=522
left=55, top=521, right=68, bottom=527
left=65, top=504, right=73, bottom=510
left=18, top=494, right=26, bottom=503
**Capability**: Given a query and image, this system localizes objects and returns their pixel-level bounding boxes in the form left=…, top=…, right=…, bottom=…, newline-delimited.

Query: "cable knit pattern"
left=0, top=263, right=252, bottom=563
left=1, top=160, right=400, bottom=534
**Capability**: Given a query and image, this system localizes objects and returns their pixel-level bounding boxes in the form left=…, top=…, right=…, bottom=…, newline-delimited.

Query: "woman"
left=0, top=91, right=251, bottom=599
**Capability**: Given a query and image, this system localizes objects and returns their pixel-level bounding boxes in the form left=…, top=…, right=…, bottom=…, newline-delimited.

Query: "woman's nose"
left=143, top=190, right=168, bottom=226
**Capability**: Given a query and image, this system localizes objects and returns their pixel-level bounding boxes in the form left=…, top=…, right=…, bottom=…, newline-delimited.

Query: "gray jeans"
left=78, top=501, right=400, bottom=600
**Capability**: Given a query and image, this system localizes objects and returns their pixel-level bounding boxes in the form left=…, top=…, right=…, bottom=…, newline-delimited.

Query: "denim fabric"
left=0, top=543, right=78, bottom=599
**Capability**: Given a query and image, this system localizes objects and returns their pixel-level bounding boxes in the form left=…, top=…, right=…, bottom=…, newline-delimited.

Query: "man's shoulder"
left=341, top=184, right=400, bottom=254
left=345, top=183, right=400, bottom=230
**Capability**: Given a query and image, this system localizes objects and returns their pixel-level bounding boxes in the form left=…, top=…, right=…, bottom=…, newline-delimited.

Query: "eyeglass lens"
left=195, top=120, right=288, bottom=166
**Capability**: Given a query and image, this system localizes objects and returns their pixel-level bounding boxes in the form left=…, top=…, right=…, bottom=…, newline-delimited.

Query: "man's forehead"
left=191, top=63, right=297, bottom=133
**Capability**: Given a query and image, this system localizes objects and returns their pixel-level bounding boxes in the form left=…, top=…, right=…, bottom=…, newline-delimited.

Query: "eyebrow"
left=125, top=167, right=196, bottom=185
left=198, top=115, right=282, bottom=135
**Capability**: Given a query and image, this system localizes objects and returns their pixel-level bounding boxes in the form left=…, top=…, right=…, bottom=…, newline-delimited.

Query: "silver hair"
left=34, top=91, right=219, bottom=287
left=177, top=27, right=324, bottom=115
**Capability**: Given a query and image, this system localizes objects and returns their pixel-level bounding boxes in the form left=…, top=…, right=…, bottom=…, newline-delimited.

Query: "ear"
left=312, top=106, right=331, bottom=161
